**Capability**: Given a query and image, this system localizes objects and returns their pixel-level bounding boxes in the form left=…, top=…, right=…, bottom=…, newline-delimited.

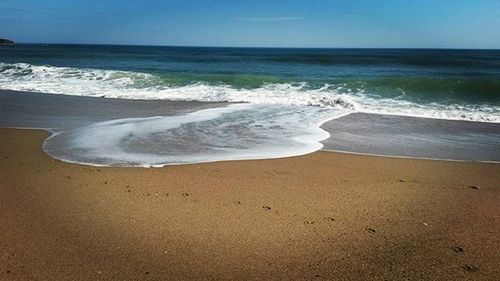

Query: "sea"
left=1, top=44, right=499, bottom=166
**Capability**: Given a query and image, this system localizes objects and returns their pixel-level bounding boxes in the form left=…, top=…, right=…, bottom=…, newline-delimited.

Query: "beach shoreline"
left=2, top=90, right=499, bottom=166
left=1, top=127, right=499, bottom=280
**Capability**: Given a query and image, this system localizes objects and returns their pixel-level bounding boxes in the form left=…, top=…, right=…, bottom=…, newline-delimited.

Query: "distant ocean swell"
left=1, top=62, right=498, bottom=123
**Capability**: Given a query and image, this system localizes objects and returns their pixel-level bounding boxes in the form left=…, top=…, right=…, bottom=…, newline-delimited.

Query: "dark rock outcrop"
left=0, top=38, right=15, bottom=45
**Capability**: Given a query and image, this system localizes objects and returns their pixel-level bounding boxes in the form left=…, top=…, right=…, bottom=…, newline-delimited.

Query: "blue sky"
left=1, top=0, right=499, bottom=48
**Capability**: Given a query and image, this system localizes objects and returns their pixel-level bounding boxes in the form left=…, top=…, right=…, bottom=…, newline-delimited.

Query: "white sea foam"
left=2, top=62, right=499, bottom=166
left=44, top=104, right=346, bottom=166
left=1, top=62, right=499, bottom=123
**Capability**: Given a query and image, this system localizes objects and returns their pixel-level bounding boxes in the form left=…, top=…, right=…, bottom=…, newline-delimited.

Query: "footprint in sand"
left=462, top=264, right=479, bottom=272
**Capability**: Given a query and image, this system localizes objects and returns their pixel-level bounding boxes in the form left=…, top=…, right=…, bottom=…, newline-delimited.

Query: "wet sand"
left=3, top=90, right=500, bottom=164
left=0, top=90, right=227, bottom=129
left=321, top=113, right=500, bottom=162
left=1, top=128, right=499, bottom=280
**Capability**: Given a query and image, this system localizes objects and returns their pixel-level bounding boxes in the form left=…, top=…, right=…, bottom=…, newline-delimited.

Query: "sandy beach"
left=1, top=127, right=499, bottom=280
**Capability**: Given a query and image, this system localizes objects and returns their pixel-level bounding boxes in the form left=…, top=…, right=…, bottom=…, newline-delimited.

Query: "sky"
left=1, top=0, right=500, bottom=48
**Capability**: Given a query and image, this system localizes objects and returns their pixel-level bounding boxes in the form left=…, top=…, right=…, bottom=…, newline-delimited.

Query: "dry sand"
left=1, top=128, right=499, bottom=280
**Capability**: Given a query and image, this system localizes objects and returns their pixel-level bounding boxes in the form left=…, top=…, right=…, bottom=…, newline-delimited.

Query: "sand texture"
left=1, top=128, right=499, bottom=280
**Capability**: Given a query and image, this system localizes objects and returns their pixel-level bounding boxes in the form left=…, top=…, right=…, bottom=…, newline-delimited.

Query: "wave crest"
left=0, top=62, right=499, bottom=123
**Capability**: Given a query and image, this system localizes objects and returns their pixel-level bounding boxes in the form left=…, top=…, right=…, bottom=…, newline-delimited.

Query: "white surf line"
left=2, top=109, right=498, bottom=166
left=38, top=106, right=351, bottom=168
left=2, top=62, right=499, bottom=123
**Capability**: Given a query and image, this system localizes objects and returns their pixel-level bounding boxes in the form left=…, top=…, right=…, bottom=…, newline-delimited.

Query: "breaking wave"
left=1, top=62, right=499, bottom=122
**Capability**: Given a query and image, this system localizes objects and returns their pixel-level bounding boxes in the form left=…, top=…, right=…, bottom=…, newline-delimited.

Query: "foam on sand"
left=44, top=104, right=349, bottom=167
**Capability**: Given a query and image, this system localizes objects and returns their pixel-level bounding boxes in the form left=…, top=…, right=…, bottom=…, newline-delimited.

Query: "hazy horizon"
left=6, top=42, right=500, bottom=51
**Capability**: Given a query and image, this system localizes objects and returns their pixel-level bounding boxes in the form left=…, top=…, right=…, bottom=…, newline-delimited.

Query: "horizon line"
left=7, top=42, right=500, bottom=51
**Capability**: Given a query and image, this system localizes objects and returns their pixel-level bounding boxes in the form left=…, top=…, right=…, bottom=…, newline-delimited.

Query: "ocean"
left=1, top=44, right=499, bottom=166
